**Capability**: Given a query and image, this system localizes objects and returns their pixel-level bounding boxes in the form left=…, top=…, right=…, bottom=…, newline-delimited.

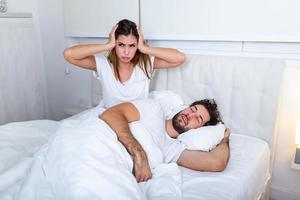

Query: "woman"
left=64, top=19, right=185, bottom=108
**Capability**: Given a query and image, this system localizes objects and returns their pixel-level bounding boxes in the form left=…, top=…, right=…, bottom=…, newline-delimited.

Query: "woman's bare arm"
left=63, top=25, right=117, bottom=71
left=137, top=27, right=185, bottom=69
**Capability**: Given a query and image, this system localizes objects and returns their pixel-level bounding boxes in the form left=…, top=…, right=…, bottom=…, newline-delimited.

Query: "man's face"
left=172, top=105, right=211, bottom=134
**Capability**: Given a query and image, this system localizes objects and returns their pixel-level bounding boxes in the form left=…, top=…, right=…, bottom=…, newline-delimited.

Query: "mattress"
left=0, top=120, right=270, bottom=200
left=181, top=134, right=270, bottom=200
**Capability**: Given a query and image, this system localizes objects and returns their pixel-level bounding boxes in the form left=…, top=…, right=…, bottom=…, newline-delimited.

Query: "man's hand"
left=220, top=127, right=230, bottom=144
left=132, top=149, right=152, bottom=182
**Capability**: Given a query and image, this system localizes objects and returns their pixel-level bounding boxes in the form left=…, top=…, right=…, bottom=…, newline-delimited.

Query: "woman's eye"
left=118, top=44, right=125, bottom=47
left=129, top=44, right=136, bottom=48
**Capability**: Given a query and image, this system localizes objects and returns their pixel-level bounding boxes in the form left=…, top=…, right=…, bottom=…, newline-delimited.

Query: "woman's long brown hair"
left=107, top=19, right=153, bottom=82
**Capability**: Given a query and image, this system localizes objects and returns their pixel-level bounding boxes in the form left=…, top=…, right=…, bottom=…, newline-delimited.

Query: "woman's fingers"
left=136, top=26, right=147, bottom=52
left=136, top=26, right=144, bottom=41
left=107, top=24, right=118, bottom=49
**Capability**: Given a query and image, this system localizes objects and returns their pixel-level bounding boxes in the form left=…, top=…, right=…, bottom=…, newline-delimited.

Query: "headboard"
left=150, top=54, right=284, bottom=148
left=92, top=54, right=284, bottom=148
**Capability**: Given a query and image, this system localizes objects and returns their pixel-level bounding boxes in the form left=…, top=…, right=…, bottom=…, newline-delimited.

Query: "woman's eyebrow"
left=117, top=42, right=136, bottom=45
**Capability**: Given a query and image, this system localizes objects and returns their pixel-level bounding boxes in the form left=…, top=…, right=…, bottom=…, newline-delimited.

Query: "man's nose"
left=187, top=113, right=196, bottom=119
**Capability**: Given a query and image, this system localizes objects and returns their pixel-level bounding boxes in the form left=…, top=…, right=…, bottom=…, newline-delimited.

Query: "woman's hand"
left=107, top=24, right=118, bottom=50
left=137, top=26, right=148, bottom=53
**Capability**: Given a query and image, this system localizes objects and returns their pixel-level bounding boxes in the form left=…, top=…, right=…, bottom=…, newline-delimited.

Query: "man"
left=100, top=98, right=230, bottom=182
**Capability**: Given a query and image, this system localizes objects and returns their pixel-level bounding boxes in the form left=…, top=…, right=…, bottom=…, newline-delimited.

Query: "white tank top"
left=93, top=54, right=153, bottom=108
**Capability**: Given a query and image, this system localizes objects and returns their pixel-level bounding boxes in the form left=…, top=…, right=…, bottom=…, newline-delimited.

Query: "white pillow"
left=177, top=123, right=225, bottom=151
left=149, top=90, right=185, bottom=118
left=149, top=90, right=225, bottom=151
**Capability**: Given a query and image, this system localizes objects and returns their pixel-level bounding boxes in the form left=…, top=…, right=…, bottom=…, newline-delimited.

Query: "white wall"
left=141, top=0, right=300, bottom=42
left=30, top=0, right=300, bottom=198
left=36, top=0, right=99, bottom=120
left=270, top=63, right=300, bottom=200
left=35, top=0, right=69, bottom=120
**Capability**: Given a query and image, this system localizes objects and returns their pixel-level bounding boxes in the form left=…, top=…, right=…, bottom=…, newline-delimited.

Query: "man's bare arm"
left=99, top=102, right=152, bottom=182
left=177, top=129, right=230, bottom=172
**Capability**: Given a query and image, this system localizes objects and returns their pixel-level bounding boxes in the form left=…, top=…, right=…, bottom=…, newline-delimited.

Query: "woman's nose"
left=124, top=47, right=129, bottom=55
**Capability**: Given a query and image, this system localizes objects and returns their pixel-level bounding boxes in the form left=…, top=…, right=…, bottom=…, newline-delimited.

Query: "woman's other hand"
left=136, top=26, right=148, bottom=53
left=107, top=24, right=118, bottom=50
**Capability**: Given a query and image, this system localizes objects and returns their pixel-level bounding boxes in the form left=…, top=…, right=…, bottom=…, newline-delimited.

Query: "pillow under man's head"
left=172, top=98, right=223, bottom=134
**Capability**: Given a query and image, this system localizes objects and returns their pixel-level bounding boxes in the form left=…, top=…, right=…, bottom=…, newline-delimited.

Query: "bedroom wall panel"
left=63, top=0, right=139, bottom=37
left=141, top=0, right=300, bottom=42
left=62, top=0, right=300, bottom=42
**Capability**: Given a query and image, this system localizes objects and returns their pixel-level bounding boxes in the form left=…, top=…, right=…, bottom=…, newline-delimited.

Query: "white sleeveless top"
left=93, top=54, right=153, bottom=108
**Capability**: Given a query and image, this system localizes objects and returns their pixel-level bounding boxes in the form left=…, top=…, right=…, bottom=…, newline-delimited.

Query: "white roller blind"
left=0, top=18, right=48, bottom=124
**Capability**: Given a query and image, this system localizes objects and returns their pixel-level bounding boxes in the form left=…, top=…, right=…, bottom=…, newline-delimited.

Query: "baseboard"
left=271, top=186, right=300, bottom=200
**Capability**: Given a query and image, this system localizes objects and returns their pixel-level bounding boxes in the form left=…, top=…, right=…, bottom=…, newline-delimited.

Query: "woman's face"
left=115, top=34, right=138, bottom=64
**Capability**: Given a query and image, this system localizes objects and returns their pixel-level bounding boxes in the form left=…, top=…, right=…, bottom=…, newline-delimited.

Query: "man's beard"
left=172, top=112, right=186, bottom=134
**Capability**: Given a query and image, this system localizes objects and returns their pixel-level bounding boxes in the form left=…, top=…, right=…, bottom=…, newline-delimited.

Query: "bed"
left=0, top=54, right=283, bottom=200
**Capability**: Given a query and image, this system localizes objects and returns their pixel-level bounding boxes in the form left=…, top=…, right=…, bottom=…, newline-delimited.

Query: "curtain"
left=0, top=18, right=48, bottom=125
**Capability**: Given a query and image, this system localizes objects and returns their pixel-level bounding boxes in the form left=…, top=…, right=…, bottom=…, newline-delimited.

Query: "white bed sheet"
left=0, top=120, right=59, bottom=199
left=180, top=134, right=270, bottom=200
left=0, top=120, right=270, bottom=200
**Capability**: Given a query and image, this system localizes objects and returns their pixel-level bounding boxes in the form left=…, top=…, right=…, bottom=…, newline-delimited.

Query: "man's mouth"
left=181, top=114, right=188, bottom=126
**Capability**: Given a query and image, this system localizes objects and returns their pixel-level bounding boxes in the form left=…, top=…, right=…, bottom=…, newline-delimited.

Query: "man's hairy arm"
left=99, top=102, right=152, bottom=182
left=177, top=128, right=230, bottom=172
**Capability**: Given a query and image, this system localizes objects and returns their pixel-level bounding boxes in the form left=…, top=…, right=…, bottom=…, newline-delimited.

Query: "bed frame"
left=92, top=54, right=284, bottom=199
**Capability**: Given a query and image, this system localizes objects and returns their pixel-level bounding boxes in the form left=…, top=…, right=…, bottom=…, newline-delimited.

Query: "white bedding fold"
left=139, top=163, right=182, bottom=200
left=15, top=109, right=181, bottom=200
left=0, top=120, right=59, bottom=199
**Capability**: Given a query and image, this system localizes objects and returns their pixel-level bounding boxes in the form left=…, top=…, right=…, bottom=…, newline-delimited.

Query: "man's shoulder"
left=132, top=99, right=160, bottom=107
left=131, top=99, right=163, bottom=118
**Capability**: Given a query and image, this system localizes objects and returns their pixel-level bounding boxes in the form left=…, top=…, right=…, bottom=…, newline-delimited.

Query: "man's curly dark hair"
left=190, top=99, right=223, bottom=126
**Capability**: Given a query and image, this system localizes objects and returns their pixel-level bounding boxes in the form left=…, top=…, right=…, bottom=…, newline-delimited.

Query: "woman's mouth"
left=121, top=57, right=131, bottom=60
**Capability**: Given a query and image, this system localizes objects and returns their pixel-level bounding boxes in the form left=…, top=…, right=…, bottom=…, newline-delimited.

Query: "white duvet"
left=5, top=108, right=182, bottom=200
left=0, top=107, right=271, bottom=200
left=0, top=120, right=59, bottom=200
